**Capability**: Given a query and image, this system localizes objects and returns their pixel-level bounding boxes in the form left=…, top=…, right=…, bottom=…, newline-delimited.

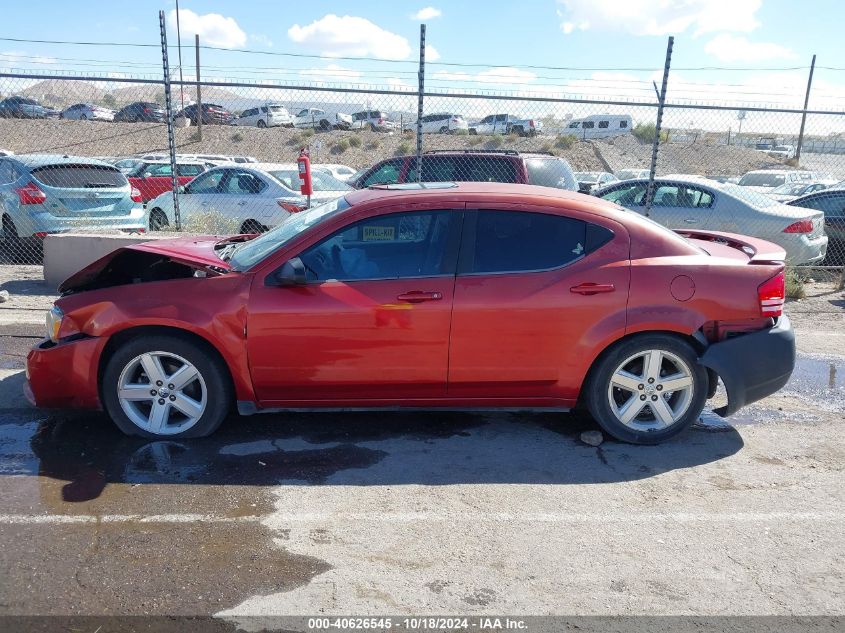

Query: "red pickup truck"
left=126, top=160, right=209, bottom=203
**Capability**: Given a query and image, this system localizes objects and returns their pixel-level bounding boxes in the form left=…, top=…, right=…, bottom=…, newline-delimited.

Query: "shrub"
left=348, top=135, right=362, bottom=148
left=332, top=138, right=350, bottom=154
left=366, top=140, right=381, bottom=150
left=540, top=143, right=555, bottom=154
left=554, top=134, right=577, bottom=149
left=302, top=128, right=315, bottom=138
left=402, top=129, right=414, bottom=138
left=633, top=123, right=669, bottom=143
left=454, top=129, right=469, bottom=136
left=182, top=209, right=240, bottom=235
left=467, top=134, right=483, bottom=146
left=785, top=269, right=806, bottom=300
left=487, top=135, right=503, bottom=148
left=396, top=141, right=413, bottom=155
left=231, top=132, right=244, bottom=142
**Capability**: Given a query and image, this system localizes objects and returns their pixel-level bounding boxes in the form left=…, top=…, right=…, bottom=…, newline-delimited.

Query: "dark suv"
left=350, top=150, right=578, bottom=191
left=178, top=103, right=235, bottom=126
left=114, top=102, right=166, bottom=123
left=0, top=97, right=52, bottom=119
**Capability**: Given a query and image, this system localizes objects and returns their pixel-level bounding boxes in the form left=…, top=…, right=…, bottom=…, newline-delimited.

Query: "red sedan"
left=125, top=160, right=208, bottom=203
left=26, top=183, right=795, bottom=444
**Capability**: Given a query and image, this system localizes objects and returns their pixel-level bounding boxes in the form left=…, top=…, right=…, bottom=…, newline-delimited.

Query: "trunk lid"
left=676, top=229, right=786, bottom=263
left=31, top=164, right=135, bottom=217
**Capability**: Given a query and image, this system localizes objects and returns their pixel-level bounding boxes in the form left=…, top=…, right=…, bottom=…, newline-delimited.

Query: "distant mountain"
left=19, top=80, right=105, bottom=107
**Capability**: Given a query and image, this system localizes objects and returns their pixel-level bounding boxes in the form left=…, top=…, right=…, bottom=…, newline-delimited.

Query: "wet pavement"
left=0, top=328, right=843, bottom=619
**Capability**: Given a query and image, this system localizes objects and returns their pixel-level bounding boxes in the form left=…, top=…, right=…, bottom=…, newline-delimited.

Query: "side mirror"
left=272, top=257, right=307, bottom=286
left=177, top=185, right=186, bottom=194
left=142, top=172, right=152, bottom=179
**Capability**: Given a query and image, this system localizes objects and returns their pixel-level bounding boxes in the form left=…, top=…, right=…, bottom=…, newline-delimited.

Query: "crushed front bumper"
left=25, top=336, right=106, bottom=410
left=699, top=315, right=795, bottom=417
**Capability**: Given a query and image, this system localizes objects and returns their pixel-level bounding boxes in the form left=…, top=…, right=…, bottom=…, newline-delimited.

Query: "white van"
left=566, top=114, right=632, bottom=139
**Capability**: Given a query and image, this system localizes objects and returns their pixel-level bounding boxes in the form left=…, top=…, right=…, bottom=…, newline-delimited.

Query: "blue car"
left=0, top=155, right=146, bottom=261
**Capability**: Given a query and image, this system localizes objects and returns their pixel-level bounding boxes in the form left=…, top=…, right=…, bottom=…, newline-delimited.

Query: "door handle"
left=237, top=201, right=247, bottom=206
left=570, top=283, right=615, bottom=295
left=684, top=218, right=699, bottom=224
left=397, top=291, right=443, bottom=303
left=201, top=201, right=210, bottom=206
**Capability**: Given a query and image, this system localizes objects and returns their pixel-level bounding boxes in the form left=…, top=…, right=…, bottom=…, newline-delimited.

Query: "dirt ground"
left=0, top=270, right=842, bottom=628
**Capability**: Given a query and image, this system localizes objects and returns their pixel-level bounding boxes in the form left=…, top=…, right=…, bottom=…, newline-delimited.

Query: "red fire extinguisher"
left=297, top=147, right=313, bottom=208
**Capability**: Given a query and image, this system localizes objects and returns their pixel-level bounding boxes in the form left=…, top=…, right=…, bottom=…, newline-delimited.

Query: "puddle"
left=782, top=354, right=844, bottom=413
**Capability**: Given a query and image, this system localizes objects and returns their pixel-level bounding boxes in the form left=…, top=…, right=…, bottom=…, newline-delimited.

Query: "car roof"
left=243, top=162, right=298, bottom=171
left=6, top=154, right=116, bottom=169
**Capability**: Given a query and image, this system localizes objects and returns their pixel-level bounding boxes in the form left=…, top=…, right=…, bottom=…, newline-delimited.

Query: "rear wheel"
left=585, top=334, right=707, bottom=444
left=0, top=216, right=25, bottom=264
left=102, top=335, right=232, bottom=439
left=469, top=128, right=477, bottom=135
left=319, top=119, right=332, bottom=131
left=148, top=209, right=169, bottom=231
left=257, top=119, right=267, bottom=128
left=439, top=126, right=449, bottom=134
left=80, top=114, right=88, bottom=121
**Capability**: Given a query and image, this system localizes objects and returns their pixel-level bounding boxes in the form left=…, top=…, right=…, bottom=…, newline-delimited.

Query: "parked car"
left=0, top=149, right=13, bottom=157
left=565, top=114, right=632, bottom=139
left=350, top=150, right=578, bottom=191
left=139, top=153, right=236, bottom=165
left=0, top=96, right=51, bottom=119
left=114, top=102, right=166, bottom=123
left=765, top=181, right=833, bottom=203
left=314, top=163, right=357, bottom=183
left=765, top=144, right=796, bottom=160
left=737, top=169, right=814, bottom=193
left=111, top=158, right=145, bottom=173
left=293, top=107, right=353, bottom=131
left=409, top=113, right=469, bottom=134
left=350, top=110, right=397, bottom=132
left=788, top=189, right=845, bottom=262
left=179, top=103, right=235, bottom=126
left=235, top=104, right=293, bottom=128
left=145, top=163, right=350, bottom=233
left=126, top=160, right=210, bottom=203
left=594, top=177, right=828, bottom=265
left=469, top=114, right=542, bottom=136
left=0, top=155, right=145, bottom=260
left=573, top=171, right=619, bottom=194
left=26, top=182, right=796, bottom=444
left=61, top=103, right=115, bottom=121
left=615, top=168, right=650, bottom=180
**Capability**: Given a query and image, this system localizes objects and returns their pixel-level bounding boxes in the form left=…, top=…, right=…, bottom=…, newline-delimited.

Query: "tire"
left=240, top=220, right=265, bottom=234
left=130, top=115, right=139, bottom=123
left=319, top=119, right=332, bottom=131
left=80, top=114, right=87, bottom=121
left=584, top=334, right=707, bottom=445
left=512, top=126, right=525, bottom=137
left=101, top=334, right=232, bottom=439
left=369, top=123, right=377, bottom=132
left=0, top=216, right=25, bottom=264
left=148, top=209, right=169, bottom=232
left=469, top=129, right=477, bottom=135
left=439, top=126, right=449, bottom=134
left=257, top=119, right=267, bottom=128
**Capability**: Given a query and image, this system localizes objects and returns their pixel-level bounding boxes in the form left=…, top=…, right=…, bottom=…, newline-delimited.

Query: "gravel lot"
left=0, top=270, right=843, bottom=626
left=0, top=118, right=788, bottom=176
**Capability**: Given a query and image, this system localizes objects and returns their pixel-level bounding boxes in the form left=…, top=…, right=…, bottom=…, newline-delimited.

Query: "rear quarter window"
left=525, top=158, right=578, bottom=191
left=31, top=165, right=127, bottom=188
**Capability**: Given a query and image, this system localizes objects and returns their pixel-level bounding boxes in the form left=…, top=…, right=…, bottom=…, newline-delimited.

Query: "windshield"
left=574, top=172, right=602, bottom=181
left=722, top=183, right=779, bottom=207
left=738, top=173, right=785, bottom=187
left=268, top=170, right=352, bottom=192
left=230, top=196, right=351, bottom=270
left=771, top=183, right=806, bottom=195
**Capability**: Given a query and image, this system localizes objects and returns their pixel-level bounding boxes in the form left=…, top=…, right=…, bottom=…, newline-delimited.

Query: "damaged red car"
left=25, top=182, right=795, bottom=444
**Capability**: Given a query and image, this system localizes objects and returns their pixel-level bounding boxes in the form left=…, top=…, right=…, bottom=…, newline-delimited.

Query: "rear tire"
left=257, top=119, right=267, bottom=128
left=584, top=334, right=707, bottom=445
left=80, top=114, right=88, bottom=121
left=439, top=126, right=449, bottom=134
left=102, top=334, right=232, bottom=439
left=0, top=216, right=24, bottom=264
left=319, top=119, right=332, bottom=131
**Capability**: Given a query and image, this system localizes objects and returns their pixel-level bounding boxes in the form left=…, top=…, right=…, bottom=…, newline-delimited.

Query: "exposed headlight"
left=46, top=306, right=63, bottom=342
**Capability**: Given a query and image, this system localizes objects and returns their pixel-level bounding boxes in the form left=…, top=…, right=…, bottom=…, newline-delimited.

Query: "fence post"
left=795, top=54, right=816, bottom=162
left=644, top=36, right=674, bottom=218
left=159, top=10, right=181, bottom=231
left=416, top=23, right=426, bottom=183
left=195, top=34, right=203, bottom=142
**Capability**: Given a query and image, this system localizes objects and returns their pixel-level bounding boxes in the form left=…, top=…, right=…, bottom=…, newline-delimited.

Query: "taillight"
left=529, top=119, right=535, bottom=127
left=143, top=107, right=150, bottom=113
left=378, top=118, right=384, bottom=124
left=277, top=200, right=306, bottom=213
left=758, top=271, right=785, bottom=317
left=130, top=186, right=143, bottom=203
left=783, top=219, right=813, bottom=234
left=15, top=182, right=47, bottom=205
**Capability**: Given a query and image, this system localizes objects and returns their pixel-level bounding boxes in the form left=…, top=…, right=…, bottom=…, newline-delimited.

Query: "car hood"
left=58, top=236, right=238, bottom=293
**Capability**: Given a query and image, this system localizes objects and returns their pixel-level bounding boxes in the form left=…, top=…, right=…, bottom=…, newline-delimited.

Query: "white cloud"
left=249, top=33, right=273, bottom=48
left=288, top=14, right=411, bottom=60
left=703, top=34, right=797, bottom=63
left=556, top=0, right=761, bottom=36
left=425, top=45, right=440, bottom=61
left=412, top=7, right=442, bottom=20
left=169, top=9, right=246, bottom=48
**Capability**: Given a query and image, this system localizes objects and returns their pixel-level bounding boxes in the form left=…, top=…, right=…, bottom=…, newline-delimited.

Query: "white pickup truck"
left=468, top=113, right=543, bottom=137
left=293, top=107, right=353, bottom=131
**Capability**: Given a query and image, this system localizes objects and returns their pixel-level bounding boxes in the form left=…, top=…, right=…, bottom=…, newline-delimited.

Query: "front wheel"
left=257, top=119, right=267, bottom=128
left=584, top=335, right=707, bottom=444
left=102, top=335, right=232, bottom=438
left=148, top=208, right=169, bottom=231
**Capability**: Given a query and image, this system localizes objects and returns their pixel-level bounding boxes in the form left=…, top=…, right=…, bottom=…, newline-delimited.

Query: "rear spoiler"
left=674, top=229, right=786, bottom=264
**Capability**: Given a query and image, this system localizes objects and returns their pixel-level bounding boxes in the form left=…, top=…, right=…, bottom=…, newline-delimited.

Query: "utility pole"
left=415, top=24, right=426, bottom=182
left=644, top=36, right=673, bottom=217
left=175, top=0, right=184, bottom=111
left=195, top=34, right=203, bottom=142
left=795, top=54, right=816, bottom=162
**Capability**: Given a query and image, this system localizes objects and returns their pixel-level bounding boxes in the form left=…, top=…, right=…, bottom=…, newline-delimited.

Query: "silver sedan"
left=594, top=176, right=828, bottom=265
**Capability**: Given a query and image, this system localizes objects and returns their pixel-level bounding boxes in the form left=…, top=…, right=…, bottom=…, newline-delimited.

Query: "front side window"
left=620, top=120, right=628, bottom=128
left=600, top=183, right=647, bottom=206
left=582, top=121, right=595, bottom=129
left=468, top=211, right=588, bottom=274
left=185, top=170, right=224, bottom=194
left=298, top=211, right=454, bottom=282
left=223, top=171, right=266, bottom=194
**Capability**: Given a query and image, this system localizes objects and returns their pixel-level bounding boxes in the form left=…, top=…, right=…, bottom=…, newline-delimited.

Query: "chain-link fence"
left=1, top=29, right=844, bottom=280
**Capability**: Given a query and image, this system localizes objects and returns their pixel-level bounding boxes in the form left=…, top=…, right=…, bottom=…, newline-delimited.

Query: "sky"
left=1, top=0, right=844, bottom=132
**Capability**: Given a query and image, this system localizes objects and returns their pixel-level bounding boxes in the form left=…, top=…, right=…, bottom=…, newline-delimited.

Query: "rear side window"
left=361, top=160, right=403, bottom=187
left=467, top=211, right=589, bottom=274
left=31, top=165, right=126, bottom=188
left=525, top=158, right=577, bottom=191
left=411, top=156, right=518, bottom=183
left=177, top=164, right=204, bottom=177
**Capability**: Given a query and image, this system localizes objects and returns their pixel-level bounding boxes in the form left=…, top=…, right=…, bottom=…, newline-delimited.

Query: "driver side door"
left=177, top=169, right=226, bottom=222
left=246, top=207, right=463, bottom=404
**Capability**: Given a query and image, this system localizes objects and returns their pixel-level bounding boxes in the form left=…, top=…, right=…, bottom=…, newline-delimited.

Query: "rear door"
left=648, top=183, right=723, bottom=230
left=448, top=206, right=629, bottom=404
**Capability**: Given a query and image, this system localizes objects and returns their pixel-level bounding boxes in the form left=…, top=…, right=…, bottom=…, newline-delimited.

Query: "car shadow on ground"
left=0, top=372, right=744, bottom=502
